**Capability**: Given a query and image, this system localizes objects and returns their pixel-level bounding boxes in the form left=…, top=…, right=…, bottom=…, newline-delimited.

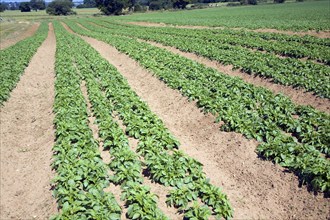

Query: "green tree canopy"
left=95, top=0, right=134, bottom=15
left=30, top=0, right=46, bottom=11
left=148, top=0, right=172, bottom=10
left=240, top=0, right=257, bottom=5
left=77, top=0, right=96, bottom=8
left=0, top=3, right=6, bottom=11
left=46, top=0, right=75, bottom=15
left=84, top=0, right=97, bottom=7
left=0, top=3, right=7, bottom=11
left=172, top=0, right=190, bottom=8
left=19, top=2, right=31, bottom=12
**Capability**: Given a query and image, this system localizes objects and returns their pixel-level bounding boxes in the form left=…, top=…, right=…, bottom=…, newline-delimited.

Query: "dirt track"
left=78, top=33, right=330, bottom=219
left=0, top=23, right=57, bottom=219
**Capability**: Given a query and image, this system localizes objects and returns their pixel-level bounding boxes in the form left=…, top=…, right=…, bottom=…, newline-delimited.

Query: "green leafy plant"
left=58, top=20, right=234, bottom=218
left=184, top=202, right=211, bottom=220
left=64, top=19, right=330, bottom=193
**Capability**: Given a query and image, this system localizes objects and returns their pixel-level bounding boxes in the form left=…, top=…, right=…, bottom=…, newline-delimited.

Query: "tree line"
left=0, top=0, right=45, bottom=12
left=0, top=0, right=76, bottom=14
left=0, top=0, right=291, bottom=14
left=94, top=0, right=290, bottom=15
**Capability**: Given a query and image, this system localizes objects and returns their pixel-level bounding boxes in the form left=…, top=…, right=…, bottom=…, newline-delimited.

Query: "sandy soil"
left=0, top=23, right=57, bottom=219
left=127, top=21, right=330, bottom=38
left=77, top=34, right=330, bottom=219
left=142, top=40, right=330, bottom=114
left=0, top=23, right=40, bottom=50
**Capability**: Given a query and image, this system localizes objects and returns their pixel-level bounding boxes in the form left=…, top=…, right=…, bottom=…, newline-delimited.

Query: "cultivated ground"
left=0, top=23, right=57, bottom=219
left=66, top=24, right=330, bottom=219
left=0, top=22, right=39, bottom=49
left=127, top=21, right=330, bottom=38
left=1, top=3, right=330, bottom=219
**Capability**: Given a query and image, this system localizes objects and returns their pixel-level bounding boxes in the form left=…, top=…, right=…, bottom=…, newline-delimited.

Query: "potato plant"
left=54, top=21, right=233, bottom=219
left=51, top=22, right=121, bottom=219
left=65, top=20, right=330, bottom=193
left=82, top=19, right=330, bottom=98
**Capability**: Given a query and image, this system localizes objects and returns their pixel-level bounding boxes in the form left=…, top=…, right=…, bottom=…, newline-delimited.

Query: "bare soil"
left=143, top=40, right=330, bottom=114
left=0, top=23, right=40, bottom=50
left=0, top=23, right=57, bottom=219
left=127, top=21, right=330, bottom=38
left=78, top=35, right=330, bottom=219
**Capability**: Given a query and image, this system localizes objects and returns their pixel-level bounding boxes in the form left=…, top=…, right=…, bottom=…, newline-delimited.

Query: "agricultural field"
left=0, top=21, right=34, bottom=48
left=112, top=0, right=330, bottom=31
left=0, top=1, right=330, bottom=219
left=0, top=8, right=99, bottom=21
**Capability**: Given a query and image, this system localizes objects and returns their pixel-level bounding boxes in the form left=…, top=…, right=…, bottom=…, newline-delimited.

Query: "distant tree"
left=76, top=4, right=85, bottom=8
left=30, top=0, right=46, bottom=11
left=77, top=0, right=96, bottom=8
left=274, top=0, right=285, bottom=3
left=46, top=0, right=76, bottom=15
left=9, top=2, right=20, bottom=10
left=240, top=0, right=257, bottom=5
left=172, top=0, right=190, bottom=9
left=0, top=3, right=7, bottom=12
left=148, top=0, right=162, bottom=9
left=84, top=0, right=97, bottom=6
left=148, top=0, right=171, bottom=10
left=133, top=3, right=147, bottom=11
left=19, top=2, right=31, bottom=12
left=95, top=0, right=134, bottom=15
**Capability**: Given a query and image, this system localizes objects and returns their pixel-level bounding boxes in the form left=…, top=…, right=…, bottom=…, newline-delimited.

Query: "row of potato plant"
left=0, top=22, right=48, bottom=105
left=65, top=20, right=330, bottom=193
left=118, top=19, right=330, bottom=47
left=59, top=22, right=233, bottom=219
left=111, top=21, right=330, bottom=65
left=87, top=19, right=330, bottom=98
left=63, top=26, right=169, bottom=220
left=51, top=22, right=121, bottom=219
left=226, top=29, right=330, bottom=47
left=84, top=61, right=168, bottom=220
left=68, top=20, right=330, bottom=157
